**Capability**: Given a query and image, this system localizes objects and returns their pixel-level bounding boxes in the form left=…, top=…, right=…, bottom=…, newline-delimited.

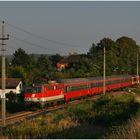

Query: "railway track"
left=0, top=93, right=106, bottom=126
left=0, top=111, right=33, bottom=126
left=0, top=105, right=68, bottom=126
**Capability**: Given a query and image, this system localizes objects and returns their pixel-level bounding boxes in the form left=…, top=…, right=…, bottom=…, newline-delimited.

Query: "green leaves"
left=88, top=36, right=140, bottom=76
left=4, top=35, right=140, bottom=84
left=12, top=48, right=31, bottom=67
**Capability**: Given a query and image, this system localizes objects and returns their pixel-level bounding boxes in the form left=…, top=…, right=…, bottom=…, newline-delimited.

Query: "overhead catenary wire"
left=9, top=34, right=68, bottom=54
left=7, top=44, right=30, bottom=53
left=4, top=21, right=84, bottom=49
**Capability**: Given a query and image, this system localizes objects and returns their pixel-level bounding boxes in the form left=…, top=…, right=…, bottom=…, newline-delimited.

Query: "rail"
left=0, top=94, right=101, bottom=126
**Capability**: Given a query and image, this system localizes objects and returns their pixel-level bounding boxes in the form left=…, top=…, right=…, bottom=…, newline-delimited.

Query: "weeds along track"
left=0, top=106, right=67, bottom=126
left=0, top=111, right=33, bottom=126
left=0, top=93, right=110, bottom=126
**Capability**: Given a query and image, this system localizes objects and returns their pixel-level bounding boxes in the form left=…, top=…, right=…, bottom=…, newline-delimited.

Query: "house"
left=57, top=54, right=81, bottom=71
left=0, top=78, right=23, bottom=95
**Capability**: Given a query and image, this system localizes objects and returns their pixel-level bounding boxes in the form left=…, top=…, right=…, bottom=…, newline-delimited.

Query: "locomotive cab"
left=24, top=83, right=65, bottom=108
left=24, top=84, right=44, bottom=107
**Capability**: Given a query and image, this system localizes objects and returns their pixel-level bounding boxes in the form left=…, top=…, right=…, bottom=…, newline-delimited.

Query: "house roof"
left=0, top=78, right=22, bottom=89
left=58, top=54, right=81, bottom=64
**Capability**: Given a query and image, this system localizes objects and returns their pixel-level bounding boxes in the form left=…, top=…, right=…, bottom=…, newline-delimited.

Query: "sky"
left=0, top=1, right=140, bottom=55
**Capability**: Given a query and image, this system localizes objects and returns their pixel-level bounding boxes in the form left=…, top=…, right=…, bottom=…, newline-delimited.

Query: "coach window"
left=71, top=86, right=76, bottom=91
left=64, top=86, right=68, bottom=93
left=57, top=85, right=63, bottom=89
left=106, top=81, right=110, bottom=86
left=98, top=82, right=103, bottom=87
left=65, top=86, right=70, bottom=92
left=91, top=83, right=95, bottom=88
left=113, top=80, right=116, bottom=84
left=68, top=86, right=71, bottom=90
left=48, top=86, right=54, bottom=90
left=88, top=84, right=91, bottom=88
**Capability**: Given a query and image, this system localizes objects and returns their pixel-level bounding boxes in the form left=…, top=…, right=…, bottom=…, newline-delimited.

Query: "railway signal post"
left=0, top=21, right=9, bottom=127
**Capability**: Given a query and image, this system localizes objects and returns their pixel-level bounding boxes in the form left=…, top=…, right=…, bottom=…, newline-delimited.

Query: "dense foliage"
left=1, top=36, right=139, bottom=85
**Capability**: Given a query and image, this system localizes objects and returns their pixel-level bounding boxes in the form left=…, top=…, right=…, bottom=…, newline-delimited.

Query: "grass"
left=131, top=88, right=140, bottom=95
left=103, top=108, right=140, bottom=139
left=0, top=92, right=140, bottom=139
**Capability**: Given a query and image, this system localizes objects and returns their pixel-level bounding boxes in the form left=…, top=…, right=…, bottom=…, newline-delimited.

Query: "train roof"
left=57, top=75, right=132, bottom=84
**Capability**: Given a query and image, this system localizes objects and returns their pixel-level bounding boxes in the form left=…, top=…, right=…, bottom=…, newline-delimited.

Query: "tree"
left=36, top=55, right=54, bottom=79
left=8, top=65, right=26, bottom=81
left=67, top=55, right=101, bottom=77
left=6, top=36, right=140, bottom=84
left=87, top=43, right=96, bottom=59
left=26, top=54, right=38, bottom=84
left=88, top=38, right=119, bottom=76
left=116, top=36, right=139, bottom=74
left=49, top=54, right=62, bottom=67
left=11, top=48, right=31, bottom=67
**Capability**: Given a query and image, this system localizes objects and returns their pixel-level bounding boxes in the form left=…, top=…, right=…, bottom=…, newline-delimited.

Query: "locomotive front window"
left=26, top=87, right=33, bottom=93
left=34, top=86, right=42, bottom=93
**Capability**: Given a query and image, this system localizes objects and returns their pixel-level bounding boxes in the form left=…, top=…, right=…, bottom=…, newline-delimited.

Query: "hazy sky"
left=0, top=1, right=140, bottom=55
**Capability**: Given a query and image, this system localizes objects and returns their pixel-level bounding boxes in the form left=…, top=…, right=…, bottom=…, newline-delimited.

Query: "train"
left=24, top=75, right=139, bottom=108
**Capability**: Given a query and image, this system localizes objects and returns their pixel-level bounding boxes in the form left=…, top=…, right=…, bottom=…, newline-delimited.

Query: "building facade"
left=0, top=78, right=23, bottom=95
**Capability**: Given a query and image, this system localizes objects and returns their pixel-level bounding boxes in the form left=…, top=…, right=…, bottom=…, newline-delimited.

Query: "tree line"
left=0, top=36, right=139, bottom=85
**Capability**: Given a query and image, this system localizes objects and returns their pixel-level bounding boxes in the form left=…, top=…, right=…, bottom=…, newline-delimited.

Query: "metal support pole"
left=137, top=53, right=139, bottom=84
left=0, top=21, right=9, bottom=127
left=103, top=46, right=106, bottom=95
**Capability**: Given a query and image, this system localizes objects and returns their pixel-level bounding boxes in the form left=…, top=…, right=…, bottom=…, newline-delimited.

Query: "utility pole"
left=0, top=21, right=9, bottom=127
left=137, top=53, right=139, bottom=84
left=103, top=46, right=106, bottom=95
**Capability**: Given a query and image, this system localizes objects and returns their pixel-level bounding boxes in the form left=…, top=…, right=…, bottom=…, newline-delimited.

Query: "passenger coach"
left=24, top=75, right=138, bottom=108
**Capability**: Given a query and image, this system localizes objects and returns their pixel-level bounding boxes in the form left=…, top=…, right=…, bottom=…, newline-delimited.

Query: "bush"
left=66, top=94, right=139, bottom=126
left=91, top=95, right=139, bottom=125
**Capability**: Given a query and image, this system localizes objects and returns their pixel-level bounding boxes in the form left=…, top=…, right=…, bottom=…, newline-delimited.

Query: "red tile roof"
left=58, top=54, right=81, bottom=64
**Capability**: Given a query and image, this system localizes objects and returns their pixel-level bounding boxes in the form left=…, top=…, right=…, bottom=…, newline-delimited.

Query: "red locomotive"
left=24, top=75, right=138, bottom=108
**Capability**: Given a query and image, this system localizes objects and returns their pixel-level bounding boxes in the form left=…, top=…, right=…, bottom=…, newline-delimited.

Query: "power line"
left=9, top=34, right=68, bottom=54
left=5, top=21, right=83, bottom=49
